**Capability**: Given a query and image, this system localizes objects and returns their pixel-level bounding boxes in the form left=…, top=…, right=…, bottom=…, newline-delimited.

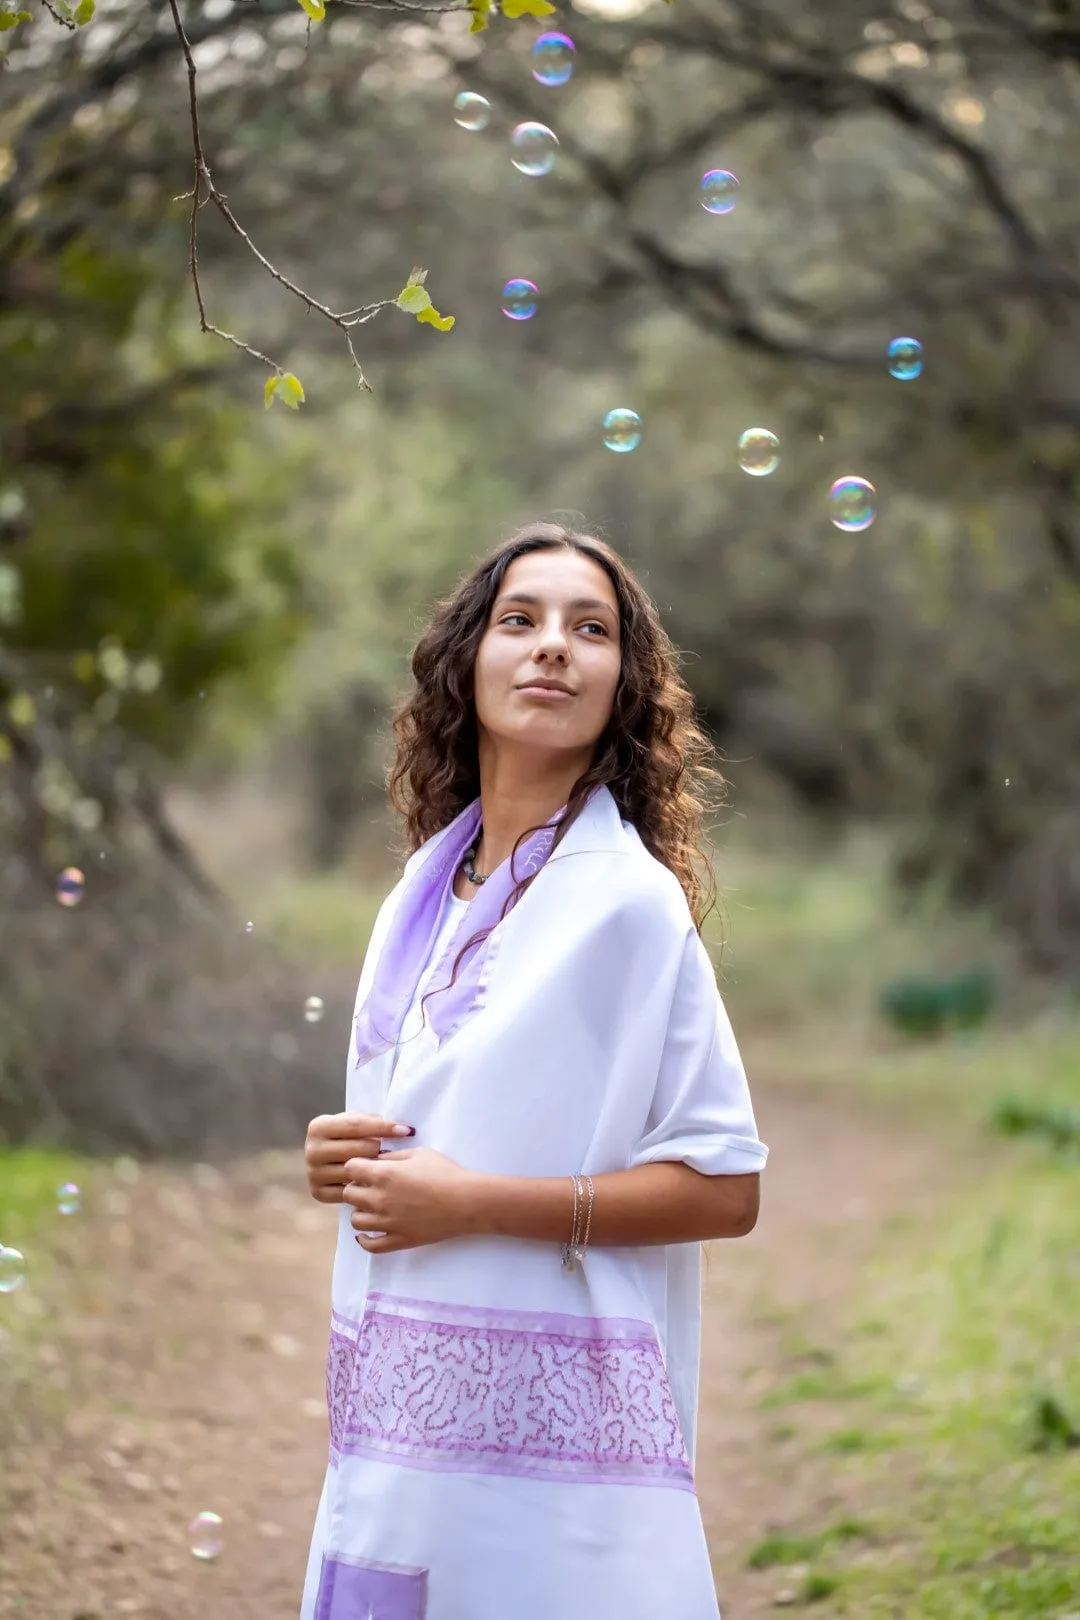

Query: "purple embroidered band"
left=325, top=1293, right=694, bottom=1492
left=353, top=797, right=568, bottom=1067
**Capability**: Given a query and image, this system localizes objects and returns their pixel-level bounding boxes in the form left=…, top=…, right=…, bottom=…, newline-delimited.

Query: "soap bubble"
left=602, top=408, right=642, bottom=454
left=511, top=122, right=559, bottom=177
left=887, top=336, right=923, bottom=380
left=189, top=1510, right=225, bottom=1561
left=0, top=1246, right=26, bottom=1294
left=57, top=1183, right=81, bottom=1216
left=303, top=996, right=324, bottom=1025
left=700, top=169, right=739, bottom=215
left=828, top=477, right=877, bottom=532
left=737, top=428, right=780, bottom=477
left=501, top=278, right=539, bottom=320
left=55, top=867, right=85, bottom=908
left=532, top=32, right=575, bottom=87
left=244, top=921, right=254, bottom=935
left=453, top=91, right=490, bottom=133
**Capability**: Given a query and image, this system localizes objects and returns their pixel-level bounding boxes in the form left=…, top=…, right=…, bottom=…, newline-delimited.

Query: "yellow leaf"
left=0, top=8, right=32, bottom=27
left=397, top=283, right=432, bottom=315
left=467, top=0, right=491, bottom=30
left=73, top=0, right=94, bottom=23
left=297, top=0, right=325, bottom=19
left=8, top=692, right=35, bottom=728
left=416, top=306, right=455, bottom=332
left=501, top=0, right=556, bottom=17
left=264, top=372, right=306, bottom=410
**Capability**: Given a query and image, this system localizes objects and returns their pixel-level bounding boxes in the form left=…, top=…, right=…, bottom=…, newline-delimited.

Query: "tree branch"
left=165, top=0, right=399, bottom=390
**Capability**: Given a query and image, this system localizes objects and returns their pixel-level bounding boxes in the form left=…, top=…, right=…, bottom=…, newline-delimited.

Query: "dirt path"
left=0, top=1078, right=950, bottom=1620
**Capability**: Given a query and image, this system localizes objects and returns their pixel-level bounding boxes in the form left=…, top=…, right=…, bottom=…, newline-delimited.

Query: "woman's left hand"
left=344, top=1147, right=481, bottom=1253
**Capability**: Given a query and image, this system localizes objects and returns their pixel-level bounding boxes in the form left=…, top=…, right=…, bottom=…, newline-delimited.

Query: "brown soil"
left=0, top=1078, right=950, bottom=1620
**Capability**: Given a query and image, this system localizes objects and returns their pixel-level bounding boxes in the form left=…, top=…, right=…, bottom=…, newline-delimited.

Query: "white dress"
left=299, top=787, right=767, bottom=1620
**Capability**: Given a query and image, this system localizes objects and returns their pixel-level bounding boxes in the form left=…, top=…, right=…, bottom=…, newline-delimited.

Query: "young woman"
left=300, top=522, right=767, bottom=1620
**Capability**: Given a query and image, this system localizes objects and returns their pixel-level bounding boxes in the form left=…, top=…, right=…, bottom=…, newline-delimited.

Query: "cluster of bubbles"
left=455, top=36, right=929, bottom=503
left=303, top=995, right=325, bottom=1024
left=0, top=1180, right=82, bottom=1297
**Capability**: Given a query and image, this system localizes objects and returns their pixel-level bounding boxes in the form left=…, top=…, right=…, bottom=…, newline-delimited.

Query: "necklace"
left=461, top=827, right=488, bottom=886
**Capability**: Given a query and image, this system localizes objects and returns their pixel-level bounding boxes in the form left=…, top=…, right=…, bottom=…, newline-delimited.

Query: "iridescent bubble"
left=55, top=867, right=85, bottom=908
left=511, top=122, right=559, bottom=177
left=828, top=476, right=877, bottom=533
left=887, top=335, right=923, bottom=380
left=501, top=278, right=539, bottom=321
left=453, top=91, right=491, bottom=133
left=189, top=1510, right=225, bottom=1562
left=57, top=1183, right=81, bottom=1216
left=700, top=169, right=739, bottom=215
left=602, top=408, right=642, bottom=454
left=532, top=32, right=575, bottom=87
left=737, top=428, right=780, bottom=477
left=303, top=995, right=324, bottom=1025
left=0, top=1246, right=26, bottom=1294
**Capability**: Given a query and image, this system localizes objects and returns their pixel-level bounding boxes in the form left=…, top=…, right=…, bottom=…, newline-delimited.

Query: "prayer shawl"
left=300, top=785, right=767, bottom=1620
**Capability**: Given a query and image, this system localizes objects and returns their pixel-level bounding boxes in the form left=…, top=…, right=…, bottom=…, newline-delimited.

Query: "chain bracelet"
left=562, top=1172, right=595, bottom=1272
left=561, top=1173, right=582, bottom=1271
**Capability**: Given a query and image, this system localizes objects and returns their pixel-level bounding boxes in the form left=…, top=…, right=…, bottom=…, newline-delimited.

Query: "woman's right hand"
left=304, top=1112, right=415, bottom=1204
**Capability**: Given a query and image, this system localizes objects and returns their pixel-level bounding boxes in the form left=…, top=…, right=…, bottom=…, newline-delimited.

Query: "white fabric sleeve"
left=629, top=928, right=768, bottom=1178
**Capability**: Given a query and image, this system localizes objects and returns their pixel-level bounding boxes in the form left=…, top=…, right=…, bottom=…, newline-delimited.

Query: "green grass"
left=703, top=829, right=1080, bottom=1616
left=0, top=1146, right=94, bottom=1249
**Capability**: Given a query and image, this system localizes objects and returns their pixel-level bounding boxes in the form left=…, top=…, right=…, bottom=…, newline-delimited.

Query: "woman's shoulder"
left=548, top=837, right=694, bottom=943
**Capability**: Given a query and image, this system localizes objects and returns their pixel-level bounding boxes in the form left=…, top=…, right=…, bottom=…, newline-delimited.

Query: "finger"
left=373, top=1148, right=415, bottom=1161
left=309, top=1138, right=382, bottom=1165
left=314, top=1115, right=414, bottom=1140
left=343, top=1157, right=387, bottom=1181
left=354, top=1232, right=409, bottom=1254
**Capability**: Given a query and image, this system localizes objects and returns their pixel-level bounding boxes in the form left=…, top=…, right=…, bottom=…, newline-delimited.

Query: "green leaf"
left=396, top=284, right=432, bottom=315
left=264, top=372, right=306, bottom=411
left=0, top=7, right=32, bottom=27
left=501, top=0, right=556, bottom=17
left=72, top=0, right=94, bottom=23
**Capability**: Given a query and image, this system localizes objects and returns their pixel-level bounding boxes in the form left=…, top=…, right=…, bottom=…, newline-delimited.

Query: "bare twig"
left=165, top=0, right=402, bottom=391
left=38, top=0, right=76, bottom=31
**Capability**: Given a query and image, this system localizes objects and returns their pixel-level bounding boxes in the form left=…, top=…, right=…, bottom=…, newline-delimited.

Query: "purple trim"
left=352, top=795, right=579, bottom=1066
left=324, top=1293, right=693, bottom=1492
left=315, top=1554, right=428, bottom=1620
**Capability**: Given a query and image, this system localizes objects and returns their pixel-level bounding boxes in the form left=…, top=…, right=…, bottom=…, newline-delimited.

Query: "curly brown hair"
left=386, top=522, right=725, bottom=931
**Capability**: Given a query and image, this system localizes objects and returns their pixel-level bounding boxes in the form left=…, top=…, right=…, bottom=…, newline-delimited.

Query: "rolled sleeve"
left=629, top=929, right=768, bottom=1178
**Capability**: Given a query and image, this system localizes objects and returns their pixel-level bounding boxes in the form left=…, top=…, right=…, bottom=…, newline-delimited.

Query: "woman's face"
left=473, top=549, right=623, bottom=764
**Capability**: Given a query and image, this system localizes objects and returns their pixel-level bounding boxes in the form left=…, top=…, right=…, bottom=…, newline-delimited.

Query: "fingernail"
left=390, top=1125, right=415, bottom=1137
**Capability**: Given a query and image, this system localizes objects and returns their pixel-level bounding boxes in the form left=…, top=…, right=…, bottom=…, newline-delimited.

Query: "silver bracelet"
left=562, top=1173, right=595, bottom=1272
left=561, top=1173, right=582, bottom=1272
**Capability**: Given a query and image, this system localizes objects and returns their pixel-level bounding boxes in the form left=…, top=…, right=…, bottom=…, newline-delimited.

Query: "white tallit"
left=300, top=784, right=767, bottom=1620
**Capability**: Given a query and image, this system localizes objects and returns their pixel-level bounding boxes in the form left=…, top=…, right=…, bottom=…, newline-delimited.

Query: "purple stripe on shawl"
left=315, top=1553, right=428, bottom=1620
left=324, top=1293, right=694, bottom=1492
left=353, top=799, right=564, bottom=1067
